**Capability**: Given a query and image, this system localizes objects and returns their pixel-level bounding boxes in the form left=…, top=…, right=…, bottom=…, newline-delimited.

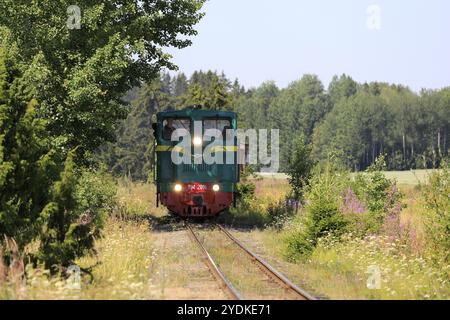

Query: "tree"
left=172, top=73, right=189, bottom=97
left=1, top=49, right=115, bottom=269
left=422, top=160, right=450, bottom=264
left=0, top=48, right=60, bottom=250
left=182, top=71, right=231, bottom=110
left=235, top=81, right=279, bottom=130
left=419, top=89, right=450, bottom=167
left=98, top=75, right=173, bottom=181
left=0, top=0, right=205, bottom=160
left=38, top=150, right=113, bottom=269
left=98, top=69, right=449, bottom=174
left=312, top=84, right=408, bottom=171
left=328, top=74, right=358, bottom=103
left=285, top=162, right=349, bottom=261
left=268, top=74, right=331, bottom=170
left=286, top=136, right=314, bottom=203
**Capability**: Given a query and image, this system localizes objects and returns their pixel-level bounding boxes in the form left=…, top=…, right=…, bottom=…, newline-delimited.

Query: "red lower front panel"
left=160, top=184, right=233, bottom=217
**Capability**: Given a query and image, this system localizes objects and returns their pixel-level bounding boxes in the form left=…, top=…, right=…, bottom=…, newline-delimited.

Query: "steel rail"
left=216, top=224, right=317, bottom=300
left=185, top=222, right=243, bottom=300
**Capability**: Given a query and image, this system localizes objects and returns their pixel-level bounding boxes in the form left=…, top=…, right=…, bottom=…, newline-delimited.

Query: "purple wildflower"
left=340, top=188, right=366, bottom=214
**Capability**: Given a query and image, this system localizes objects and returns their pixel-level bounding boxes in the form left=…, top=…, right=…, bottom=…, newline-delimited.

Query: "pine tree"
left=1, top=49, right=107, bottom=269
left=0, top=48, right=59, bottom=249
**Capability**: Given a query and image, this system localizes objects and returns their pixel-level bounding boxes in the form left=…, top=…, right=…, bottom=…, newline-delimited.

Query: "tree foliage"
left=286, top=135, right=314, bottom=202
left=0, top=51, right=116, bottom=269
left=0, top=48, right=59, bottom=249
left=422, top=159, right=450, bottom=264
left=0, top=0, right=205, bottom=159
left=285, top=162, right=349, bottom=260
left=0, top=1, right=205, bottom=268
left=103, top=70, right=449, bottom=180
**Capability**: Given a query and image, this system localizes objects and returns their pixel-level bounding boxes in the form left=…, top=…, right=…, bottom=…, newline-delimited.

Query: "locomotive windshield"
left=203, top=119, right=232, bottom=141
left=162, top=118, right=191, bottom=140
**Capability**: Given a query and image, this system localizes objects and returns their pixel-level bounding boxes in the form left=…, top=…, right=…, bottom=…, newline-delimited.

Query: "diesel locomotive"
left=152, top=109, right=241, bottom=217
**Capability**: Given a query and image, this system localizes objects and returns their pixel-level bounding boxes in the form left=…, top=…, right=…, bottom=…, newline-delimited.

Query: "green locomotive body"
left=153, top=109, right=240, bottom=216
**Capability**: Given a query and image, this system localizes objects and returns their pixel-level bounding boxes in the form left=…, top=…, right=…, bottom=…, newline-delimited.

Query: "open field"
left=257, top=170, right=434, bottom=185
left=382, top=170, right=434, bottom=185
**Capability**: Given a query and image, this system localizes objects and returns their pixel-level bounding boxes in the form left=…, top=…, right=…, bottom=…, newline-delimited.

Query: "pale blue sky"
left=167, top=0, right=450, bottom=92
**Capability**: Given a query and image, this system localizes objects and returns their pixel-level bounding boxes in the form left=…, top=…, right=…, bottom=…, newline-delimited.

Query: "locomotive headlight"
left=174, top=184, right=183, bottom=192
left=193, top=136, right=202, bottom=146
left=212, top=184, right=220, bottom=192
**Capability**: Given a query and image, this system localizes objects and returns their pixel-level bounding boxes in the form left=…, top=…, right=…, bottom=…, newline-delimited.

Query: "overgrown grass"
left=0, top=218, right=155, bottom=299
left=309, top=234, right=449, bottom=299
left=1, top=171, right=446, bottom=300
left=115, top=178, right=167, bottom=219
left=76, top=219, right=155, bottom=299
left=0, top=179, right=164, bottom=300
left=247, top=167, right=450, bottom=300
left=240, top=212, right=449, bottom=300
left=254, top=178, right=291, bottom=204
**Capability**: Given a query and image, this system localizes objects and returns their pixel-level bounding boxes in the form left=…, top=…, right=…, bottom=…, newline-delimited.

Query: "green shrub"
left=285, top=162, right=349, bottom=260
left=224, top=205, right=268, bottom=228
left=266, top=199, right=295, bottom=230
left=286, top=135, right=314, bottom=202
left=354, top=156, right=391, bottom=208
left=74, top=168, right=117, bottom=220
left=422, top=159, right=450, bottom=265
left=38, top=155, right=117, bottom=269
left=235, top=181, right=256, bottom=206
left=284, top=156, right=407, bottom=261
left=351, top=155, right=403, bottom=233
left=0, top=50, right=60, bottom=256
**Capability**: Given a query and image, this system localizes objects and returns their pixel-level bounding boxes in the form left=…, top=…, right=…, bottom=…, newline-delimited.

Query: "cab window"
left=203, top=119, right=232, bottom=141
left=162, top=118, right=190, bottom=140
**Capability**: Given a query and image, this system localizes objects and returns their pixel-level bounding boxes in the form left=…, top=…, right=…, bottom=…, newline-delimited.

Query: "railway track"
left=215, top=224, right=316, bottom=300
left=185, top=222, right=243, bottom=300
left=185, top=221, right=316, bottom=300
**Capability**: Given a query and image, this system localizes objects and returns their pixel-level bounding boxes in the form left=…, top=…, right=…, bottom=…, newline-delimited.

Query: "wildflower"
left=340, top=188, right=366, bottom=214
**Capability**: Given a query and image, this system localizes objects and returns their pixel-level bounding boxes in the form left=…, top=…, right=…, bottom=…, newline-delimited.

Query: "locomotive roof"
left=156, top=109, right=236, bottom=119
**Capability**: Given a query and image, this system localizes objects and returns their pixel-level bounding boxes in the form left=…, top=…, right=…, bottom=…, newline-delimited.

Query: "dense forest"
left=99, top=71, right=449, bottom=180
